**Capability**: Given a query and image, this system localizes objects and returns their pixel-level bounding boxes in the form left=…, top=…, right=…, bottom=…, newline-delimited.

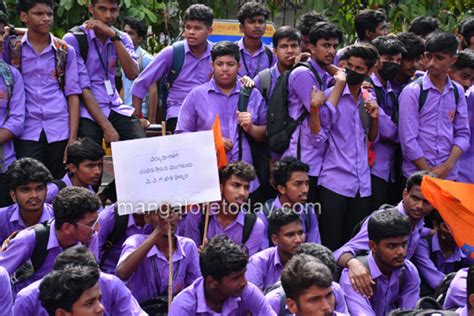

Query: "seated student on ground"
left=0, top=266, right=12, bottom=315
left=258, top=157, right=320, bottom=250
left=444, top=267, right=470, bottom=310
left=340, top=209, right=421, bottom=315
left=14, top=245, right=146, bottom=316
left=185, top=161, right=264, bottom=256
left=281, top=254, right=337, bottom=316
left=265, top=243, right=348, bottom=315
left=334, top=171, right=435, bottom=298
left=246, top=208, right=305, bottom=291
left=169, top=235, right=276, bottom=315
left=295, top=10, right=328, bottom=53
left=46, top=137, right=105, bottom=204
left=116, top=205, right=201, bottom=309
left=39, top=265, right=104, bottom=316
left=456, top=265, right=474, bottom=316
left=0, top=186, right=100, bottom=295
left=0, top=158, right=53, bottom=243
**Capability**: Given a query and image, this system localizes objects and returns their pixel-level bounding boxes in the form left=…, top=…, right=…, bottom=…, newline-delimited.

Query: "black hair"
left=17, top=0, right=53, bottom=14
left=460, top=17, right=474, bottom=49
left=296, top=243, right=337, bottom=281
left=91, top=0, right=119, bottom=5
left=211, top=41, right=240, bottom=63
left=268, top=207, right=302, bottom=236
left=66, top=137, right=105, bottom=167
left=396, top=32, right=425, bottom=59
left=340, top=44, right=380, bottom=69
left=272, top=26, right=301, bottom=48
left=53, top=187, right=101, bottom=230
left=468, top=265, right=474, bottom=308
left=123, top=16, right=148, bottom=39
left=309, top=21, right=343, bottom=46
left=405, top=170, right=436, bottom=192
left=354, top=9, right=386, bottom=41
left=200, top=235, right=248, bottom=281
left=281, top=254, right=333, bottom=301
left=452, top=49, right=474, bottom=71
left=183, top=4, right=214, bottom=28
left=371, top=35, right=407, bottom=57
left=431, top=210, right=444, bottom=226
left=218, top=160, right=256, bottom=184
left=425, top=31, right=459, bottom=56
left=272, top=156, right=309, bottom=187
left=237, top=1, right=270, bottom=24
left=0, top=10, right=8, bottom=25
left=296, top=10, right=328, bottom=36
left=408, top=16, right=440, bottom=38
left=53, top=245, right=98, bottom=271
left=39, top=265, right=100, bottom=316
left=6, top=158, right=53, bottom=190
left=368, top=209, right=411, bottom=243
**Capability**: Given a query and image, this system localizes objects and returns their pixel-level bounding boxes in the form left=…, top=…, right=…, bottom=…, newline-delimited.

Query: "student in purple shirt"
left=258, top=157, right=320, bottom=250
left=340, top=209, right=420, bottom=315
left=0, top=158, right=53, bottom=243
left=0, top=266, right=12, bottom=316
left=455, top=265, right=474, bottom=316
left=247, top=208, right=305, bottom=291
left=116, top=206, right=201, bottom=310
left=444, top=267, right=469, bottom=309
left=185, top=162, right=264, bottom=256
left=317, top=44, right=380, bottom=250
left=169, top=235, right=276, bottom=315
left=281, top=254, right=338, bottom=316
left=398, top=31, right=470, bottom=181
left=46, top=137, right=104, bottom=204
left=14, top=245, right=146, bottom=316
left=63, top=0, right=144, bottom=146
left=0, top=187, right=101, bottom=295
left=459, top=86, right=474, bottom=184
left=295, top=11, right=328, bottom=53
left=236, top=2, right=276, bottom=78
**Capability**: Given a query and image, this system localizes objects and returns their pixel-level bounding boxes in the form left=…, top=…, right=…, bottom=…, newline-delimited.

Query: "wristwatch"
left=110, top=31, right=121, bottom=42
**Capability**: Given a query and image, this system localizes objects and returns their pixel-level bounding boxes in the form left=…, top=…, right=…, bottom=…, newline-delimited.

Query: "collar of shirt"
left=431, top=233, right=465, bottom=261
left=207, top=78, right=242, bottom=96
left=9, top=204, right=52, bottom=227
left=272, top=246, right=284, bottom=269
left=22, top=32, right=57, bottom=54
left=62, top=173, right=73, bottom=186
left=133, top=46, right=143, bottom=59
left=237, top=37, right=265, bottom=57
left=195, top=277, right=242, bottom=314
left=370, top=72, right=394, bottom=93
left=184, top=39, right=213, bottom=59
left=270, top=63, right=282, bottom=78
left=46, top=219, right=80, bottom=251
left=398, top=201, right=424, bottom=233
left=367, top=251, right=404, bottom=281
left=81, top=26, right=113, bottom=48
left=310, top=59, right=332, bottom=85
left=422, top=72, right=455, bottom=95
left=273, top=195, right=303, bottom=212
left=146, top=235, right=186, bottom=263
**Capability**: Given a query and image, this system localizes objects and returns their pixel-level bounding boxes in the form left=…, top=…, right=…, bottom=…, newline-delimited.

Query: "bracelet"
left=310, top=107, right=320, bottom=113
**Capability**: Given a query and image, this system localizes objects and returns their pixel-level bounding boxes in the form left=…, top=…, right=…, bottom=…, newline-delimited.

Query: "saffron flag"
left=212, top=114, right=228, bottom=168
left=421, top=176, right=474, bottom=259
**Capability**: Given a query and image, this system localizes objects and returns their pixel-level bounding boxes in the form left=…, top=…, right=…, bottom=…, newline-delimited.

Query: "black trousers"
left=14, top=130, right=67, bottom=179
left=308, top=176, right=319, bottom=205
left=370, top=174, right=390, bottom=211
left=78, top=111, right=146, bottom=145
left=318, top=186, right=371, bottom=250
left=0, top=172, right=12, bottom=207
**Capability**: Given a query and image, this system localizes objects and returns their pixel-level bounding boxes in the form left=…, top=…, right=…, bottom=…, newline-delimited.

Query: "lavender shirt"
left=117, top=234, right=201, bottom=304
left=5, top=33, right=81, bottom=142
left=458, top=86, right=474, bottom=183
left=398, top=73, right=470, bottom=179
left=0, top=64, right=24, bottom=171
left=132, top=40, right=213, bottom=119
left=45, top=173, right=95, bottom=204
left=63, top=26, right=136, bottom=120
left=0, top=203, right=54, bottom=243
left=14, top=271, right=147, bottom=316
left=340, top=252, right=420, bottom=315
left=443, top=267, right=467, bottom=309
left=0, top=266, right=12, bottom=316
left=237, top=38, right=276, bottom=78
left=246, top=246, right=283, bottom=290
left=169, top=276, right=277, bottom=315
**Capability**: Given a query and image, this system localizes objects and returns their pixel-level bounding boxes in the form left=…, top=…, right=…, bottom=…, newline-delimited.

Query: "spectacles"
left=75, top=217, right=100, bottom=231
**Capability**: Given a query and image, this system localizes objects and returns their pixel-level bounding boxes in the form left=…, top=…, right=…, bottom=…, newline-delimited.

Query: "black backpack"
left=350, top=204, right=396, bottom=239
left=99, top=205, right=129, bottom=268
left=415, top=77, right=460, bottom=113
left=365, top=77, right=399, bottom=123
left=198, top=212, right=257, bottom=246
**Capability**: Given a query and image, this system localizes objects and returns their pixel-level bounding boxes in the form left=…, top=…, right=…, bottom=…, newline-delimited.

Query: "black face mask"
left=379, top=61, right=400, bottom=81
left=345, top=67, right=366, bottom=86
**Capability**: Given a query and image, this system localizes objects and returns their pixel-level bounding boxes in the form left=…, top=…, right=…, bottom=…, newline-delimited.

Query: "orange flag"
left=212, top=114, right=228, bottom=168
left=421, top=176, right=474, bottom=259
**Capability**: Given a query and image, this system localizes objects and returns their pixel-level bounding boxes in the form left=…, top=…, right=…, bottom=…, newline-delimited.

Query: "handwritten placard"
left=111, top=131, right=221, bottom=215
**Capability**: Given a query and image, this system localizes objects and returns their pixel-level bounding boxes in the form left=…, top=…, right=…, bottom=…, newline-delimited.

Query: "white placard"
left=111, top=131, right=221, bottom=215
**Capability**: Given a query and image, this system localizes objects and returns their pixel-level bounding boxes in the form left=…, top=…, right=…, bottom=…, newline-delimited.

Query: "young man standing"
left=399, top=32, right=470, bottom=181
left=295, top=11, right=328, bottom=53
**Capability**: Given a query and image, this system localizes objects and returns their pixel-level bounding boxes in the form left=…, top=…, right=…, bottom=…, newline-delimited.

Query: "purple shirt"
left=63, top=26, right=136, bottom=120
left=169, top=276, right=276, bottom=315
left=14, top=271, right=146, bottom=316
left=318, top=84, right=376, bottom=197
left=0, top=64, right=24, bottom=171
left=0, top=219, right=98, bottom=295
left=257, top=196, right=321, bottom=250
left=0, top=203, right=54, bottom=243
left=458, top=86, right=474, bottom=183
left=98, top=204, right=152, bottom=274
left=185, top=206, right=265, bottom=256
left=398, top=73, right=470, bottom=179
left=117, top=234, right=201, bottom=304
left=443, top=267, right=467, bottom=309
left=176, top=79, right=267, bottom=192
left=0, top=266, right=12, bottom=316
left=132, top=40, right=213, bottom=119
left=237, top=38, right=276, bottom=78
left=340, top=252, right=420, bottom=315
left=6, top=33, right=81, bottom=142
left=283, top=59, right=332, bottom=177
left=246, top=246, right=283, bottom=290
left=45, top=173, right=95, bottom=204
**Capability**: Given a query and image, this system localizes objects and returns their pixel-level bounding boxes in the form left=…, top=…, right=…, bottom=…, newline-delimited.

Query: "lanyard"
left=151, top=253, right=181, bottom=296
left=241, top=50, right=263, bottom=78
left=92, top=39, right=109, bottom=79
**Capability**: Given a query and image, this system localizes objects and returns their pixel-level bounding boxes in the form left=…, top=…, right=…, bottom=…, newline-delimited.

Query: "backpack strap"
left=31, top=222, right=51, bottom=272
left=99, top=205, right=129, bottom=267
left=258, top=68, right=272, bottom=102
left=264, top=46, right=274, bottom=68
left=51, top=179, right=67, bottom=191
left=238, top=87, right=253, bottom=161
left=365, top=77, right=385, bottom=109
left=242, top=212, right=257, bottom=245
left=359, top=93, right=372, bottom=137
left=161, top=41, right=185, bottom=117
left=52, top=37, right=68, bottom=92
left=416, top=77, right=429, bottom=112
left=68, top=26, right=89, bottom=62
left=305, top=62, right=324, bottom=90
left=279, top=287, right=287, bottom=316
left=199, top=211, right=206, bottom=244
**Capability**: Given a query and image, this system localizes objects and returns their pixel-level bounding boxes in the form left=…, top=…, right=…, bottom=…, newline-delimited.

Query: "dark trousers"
left=14, top=130, right=67, bottom=179
left=0, top=173, right=12, bottom=207
left=78, top=111, right=146, bottom=145
left=318, top=186, right=371, bottom=250
left=166, top=118, right=178, bottom=134
left=370, top=174, right=390, bottom=211
left=308, top=176, right=319, bottom=205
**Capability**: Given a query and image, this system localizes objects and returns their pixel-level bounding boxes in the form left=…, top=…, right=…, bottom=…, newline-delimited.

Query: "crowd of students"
left=0, top=0, right=473, bottom=315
